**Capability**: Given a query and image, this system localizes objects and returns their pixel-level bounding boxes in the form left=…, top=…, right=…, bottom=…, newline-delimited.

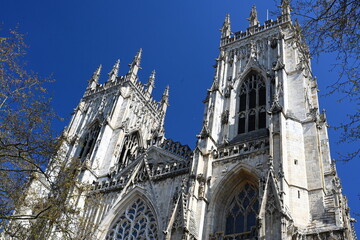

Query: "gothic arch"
left=118, top=131, right=143, bottom=169
left=238, top=65, right=266, bottom=83
left=235, top=70, right=268, bottom=135
left=97, top=188, right=161, bottom=240
left=78, top=121, right=102, bottom=162
left=206, top=164, right=260, bottom=239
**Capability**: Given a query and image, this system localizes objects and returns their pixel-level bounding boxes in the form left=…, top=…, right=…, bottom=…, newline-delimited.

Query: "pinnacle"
left=220, top=13, right=231, bottom=37
left=108, top=59, right=120, bottom=81
left=247, top=5, right=260, bottom=27
left=90, top=64, right=102, bottom=83
left=149, top=70, right=156, bottom=81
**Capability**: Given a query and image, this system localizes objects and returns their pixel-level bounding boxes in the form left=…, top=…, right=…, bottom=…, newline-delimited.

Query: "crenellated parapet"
left=220, top=15, right=291, bottom=47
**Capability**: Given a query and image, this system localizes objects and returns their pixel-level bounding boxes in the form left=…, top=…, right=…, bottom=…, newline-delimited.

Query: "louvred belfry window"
left=79, top=124, right=101, bottom=161
left=238, top=72, right=266, bottom=134
left=224, top=183, right=259, bottom=239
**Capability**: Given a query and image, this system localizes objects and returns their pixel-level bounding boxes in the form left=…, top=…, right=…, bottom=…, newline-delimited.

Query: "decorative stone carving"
left=104, top=198, right=158, bottom=240
left=272, top=57, right=285, bottom=71
left=247, top=5, right=260, bottom=27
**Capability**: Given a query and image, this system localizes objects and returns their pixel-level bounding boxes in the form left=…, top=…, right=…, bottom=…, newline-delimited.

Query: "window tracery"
left=224, top=182, right=259, bottom=239
left=238, top=72, right=266, bottom=134
left=118, top=133, right=140, bottom=169
left=105, top=198, right=158, bottom=240
left=78, top=124, right=101, bottom=161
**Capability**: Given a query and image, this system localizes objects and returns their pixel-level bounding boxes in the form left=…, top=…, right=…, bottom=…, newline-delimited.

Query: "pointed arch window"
left=118, top=133, right=140, bottom=169
left=78, top=124, right=101, bottom=161
left=238, top=72, right=266, bottom=134
left=105, top=198, right=158, bottom=240
left=224, top=182, right=259, bottom=239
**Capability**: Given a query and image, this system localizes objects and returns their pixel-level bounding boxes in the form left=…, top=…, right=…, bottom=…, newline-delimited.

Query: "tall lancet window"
left=78, top=124, right=101, bottom=161
left=118, top=132, right=140, bottom=169
left=224, top=182, right=259, bottom=239
left=105, top=198, right=158, bottom=240
left=238, top=72, right=266, bottom=134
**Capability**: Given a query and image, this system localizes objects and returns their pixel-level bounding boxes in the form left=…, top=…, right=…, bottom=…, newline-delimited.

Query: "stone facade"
left=19, top=3, right=357, bottom=240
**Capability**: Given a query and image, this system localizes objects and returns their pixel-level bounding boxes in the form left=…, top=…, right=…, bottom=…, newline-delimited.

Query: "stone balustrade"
left=213, top=138, right=269, bottom=160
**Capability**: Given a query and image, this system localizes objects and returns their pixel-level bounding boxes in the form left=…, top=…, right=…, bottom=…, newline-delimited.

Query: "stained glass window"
left=224, top=183, right=259, bottom=239
left=105, top=198, right=158, bottom=240
left=238, top=72, right=266, bottom=134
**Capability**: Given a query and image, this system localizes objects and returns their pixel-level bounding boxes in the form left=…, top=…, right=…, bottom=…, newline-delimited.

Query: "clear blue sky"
left=2, top=0, right=359, bottom=233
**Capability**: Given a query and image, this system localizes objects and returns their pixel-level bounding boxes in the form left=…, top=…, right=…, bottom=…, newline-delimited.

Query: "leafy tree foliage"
left=0, top=29, right=98, bottom=240
left=289, top=0, right=359, bottom=161
left=0, top=28, right=56, bottom=222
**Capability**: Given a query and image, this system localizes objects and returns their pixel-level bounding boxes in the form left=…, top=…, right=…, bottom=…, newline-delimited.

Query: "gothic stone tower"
left=185, top=3, right=356, bottom=240
left=57, top=49, right=193, bottom=239
left=17, top=3, right=357, bottom=240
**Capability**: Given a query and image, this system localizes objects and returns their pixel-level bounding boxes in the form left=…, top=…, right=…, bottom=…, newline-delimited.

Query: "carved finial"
left=133, top=48, right=142, bottom=67
left=281, top=0, right=291, bottom=16
left=162, top=85, right=169, bottom=100
left=93, top=64, right=102, bottom=81
left=88, top=64, right=102, bottom=90
left=108, top=59, right=120, bottom=82
left=247, top=5, right=260, bottom=27
left=146, top=70, right=156, bottom=95
left=148, top=70, right=156, bottom=85
left=220, top=13, right=231, bottom=38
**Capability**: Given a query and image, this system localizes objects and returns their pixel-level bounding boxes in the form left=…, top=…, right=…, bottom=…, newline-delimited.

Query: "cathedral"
left=16, top=2, right=357, bottom=240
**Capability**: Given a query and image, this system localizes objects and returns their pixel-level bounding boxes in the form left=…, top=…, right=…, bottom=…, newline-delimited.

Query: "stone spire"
left=160, top=85, right=169, bottom=113
left=128, top=48, right=142, bottom=81
left=281, top=0, right=291, bottom=16
left=108, top=59, right=120, bottom=82
left=87, top=64, right=102, bottom=90
left=247, top=5, right=260, bottom=27
left=220, top=14, right=231, bottom=38
left=145, top=70, right=156, bottom=96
